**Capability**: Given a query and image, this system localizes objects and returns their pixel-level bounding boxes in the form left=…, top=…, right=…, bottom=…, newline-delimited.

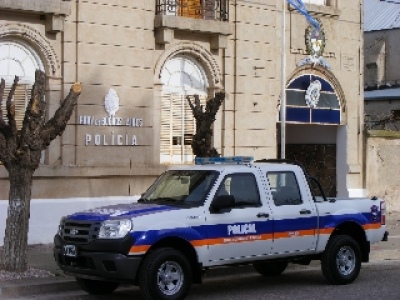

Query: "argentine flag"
left=287, top=0, right=320, bottom=30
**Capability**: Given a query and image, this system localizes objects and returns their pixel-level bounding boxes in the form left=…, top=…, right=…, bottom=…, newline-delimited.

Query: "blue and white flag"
left=287, top=0, right=320, bottom=30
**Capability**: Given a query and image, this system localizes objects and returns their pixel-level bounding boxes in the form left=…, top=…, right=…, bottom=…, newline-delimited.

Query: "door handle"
left=257, top=212, right=270, bottom=218
left=300, top=209, right=311, bottom=215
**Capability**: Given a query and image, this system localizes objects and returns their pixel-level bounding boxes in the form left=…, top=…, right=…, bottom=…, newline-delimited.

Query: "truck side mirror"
left=210, top=195, right=235, bottom=213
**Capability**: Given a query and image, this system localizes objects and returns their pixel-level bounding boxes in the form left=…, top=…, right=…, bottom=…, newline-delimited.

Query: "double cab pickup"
left=54, top=157, right=388, bottom=300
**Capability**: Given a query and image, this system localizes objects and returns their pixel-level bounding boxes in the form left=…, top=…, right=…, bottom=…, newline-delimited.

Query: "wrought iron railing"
left=156, top=0, right=229, bottom=21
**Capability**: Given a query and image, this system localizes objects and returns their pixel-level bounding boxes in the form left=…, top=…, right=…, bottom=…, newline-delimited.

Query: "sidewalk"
left=0, top=212, right=399, bottom=298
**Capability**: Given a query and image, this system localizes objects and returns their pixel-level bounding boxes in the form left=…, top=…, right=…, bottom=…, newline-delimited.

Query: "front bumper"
left=54, top=234, right=142, bottom=282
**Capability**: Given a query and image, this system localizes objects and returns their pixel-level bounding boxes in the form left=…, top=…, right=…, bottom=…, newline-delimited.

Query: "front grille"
left=60, top=220, right=101, bottom=244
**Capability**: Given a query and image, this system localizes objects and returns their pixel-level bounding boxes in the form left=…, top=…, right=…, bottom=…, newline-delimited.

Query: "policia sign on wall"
left=79, top=89, right=144, bottom=146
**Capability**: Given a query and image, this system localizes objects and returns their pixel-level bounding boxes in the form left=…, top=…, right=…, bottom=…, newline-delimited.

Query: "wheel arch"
left=329, top=221, right=369, bottom=262
left=136, top=237, right=202, bottom=284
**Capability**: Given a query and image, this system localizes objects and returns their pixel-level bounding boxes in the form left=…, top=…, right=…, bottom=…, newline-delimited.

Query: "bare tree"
left=0, top=70, right=81, bottom=272
left=186, top=92, right=225, bottom=157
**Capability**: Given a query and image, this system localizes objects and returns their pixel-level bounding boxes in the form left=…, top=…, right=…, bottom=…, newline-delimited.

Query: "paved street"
left=13, top=260, right=400, bottom=300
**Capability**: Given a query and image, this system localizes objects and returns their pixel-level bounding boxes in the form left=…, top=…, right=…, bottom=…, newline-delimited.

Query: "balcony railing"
left=156, top=0, right=229, bottom=21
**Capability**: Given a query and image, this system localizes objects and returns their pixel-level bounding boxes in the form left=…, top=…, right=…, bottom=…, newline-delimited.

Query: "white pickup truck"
left=54, top=157, right=388, bottom=300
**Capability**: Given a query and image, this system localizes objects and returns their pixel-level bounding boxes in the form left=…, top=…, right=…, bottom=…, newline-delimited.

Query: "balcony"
left=156, top=0, right=229, bottom=21
left=155, top=0, right=232, bottom=49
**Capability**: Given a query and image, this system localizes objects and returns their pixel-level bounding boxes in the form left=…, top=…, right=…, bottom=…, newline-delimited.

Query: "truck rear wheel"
left=76, top=277, right=119, bottom=295
left=139, top=248, right=192, bottom=300
left=321, top=235, right=361, bottom=285
left=253, top=261, right=288, bottom=276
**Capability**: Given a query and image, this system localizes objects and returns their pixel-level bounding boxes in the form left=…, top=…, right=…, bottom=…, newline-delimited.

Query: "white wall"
left=0, top=196, right=139, bottom=246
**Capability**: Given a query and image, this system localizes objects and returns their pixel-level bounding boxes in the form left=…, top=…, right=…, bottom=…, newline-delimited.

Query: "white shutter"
left=160, top=93, right=172, bottom=161
left=1, top=84, right=31, bottom=129
left=160, top=92, right=206, bottom=164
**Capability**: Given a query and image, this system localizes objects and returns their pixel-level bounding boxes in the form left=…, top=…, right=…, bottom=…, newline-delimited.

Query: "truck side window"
left=267, top=171, right=302, bottom=206
left=215, top=173, right=261, bottom=207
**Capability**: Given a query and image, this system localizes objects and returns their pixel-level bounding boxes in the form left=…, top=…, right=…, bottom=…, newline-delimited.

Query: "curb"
left=0, top=278, right=79, bottom=298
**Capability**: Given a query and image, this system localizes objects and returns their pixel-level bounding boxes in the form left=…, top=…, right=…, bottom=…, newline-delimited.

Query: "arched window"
left=284, top=74, right=340, bottom=124
left=160, top=55, right=209, bottom=164
left=0, top=40, right=44, bottom=128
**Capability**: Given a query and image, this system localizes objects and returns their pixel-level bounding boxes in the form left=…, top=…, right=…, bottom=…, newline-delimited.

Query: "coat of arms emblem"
left=305, top=20, right=325, bottom=58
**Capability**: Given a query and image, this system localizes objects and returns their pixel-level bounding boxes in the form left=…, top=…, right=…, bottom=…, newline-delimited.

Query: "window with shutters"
left=160, top=56, right=208, bottom=164
left=0, top=40, right=44, bottom=163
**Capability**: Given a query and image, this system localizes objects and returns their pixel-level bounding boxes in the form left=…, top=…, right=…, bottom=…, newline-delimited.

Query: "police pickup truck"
left=54, top=157, right=388, bottom=300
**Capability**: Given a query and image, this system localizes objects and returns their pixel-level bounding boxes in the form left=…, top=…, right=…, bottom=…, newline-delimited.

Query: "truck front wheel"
left=76, top=277, right=119, bottom=295
left=253, top=260, right=288, bottom=276
left=139, top=248, right=192, bottom=300
left=321, top=235, right=361, bottom=285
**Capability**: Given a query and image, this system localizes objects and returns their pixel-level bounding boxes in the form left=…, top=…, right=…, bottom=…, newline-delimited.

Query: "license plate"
left=63, top=245, right=77, bottom=257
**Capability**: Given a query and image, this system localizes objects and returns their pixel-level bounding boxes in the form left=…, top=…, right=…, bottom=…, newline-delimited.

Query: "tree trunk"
left=0, top=71, right=81, bottom=272
left=2, top=166, right=34, bottom=271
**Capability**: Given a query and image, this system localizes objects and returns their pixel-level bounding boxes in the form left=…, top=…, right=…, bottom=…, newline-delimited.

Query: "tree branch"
left=205, top=91, right=225, bottom=119
left=0, top=131, right=5, bottom=162
left=20, top=70, right=47, bottom=153
left=27, top=70, right=46, bottom=117
left=0, top=78, right=6, bottom=129
left=40, top=82, right=82, bottom=149
left=6, top=76, right=19, bottom=134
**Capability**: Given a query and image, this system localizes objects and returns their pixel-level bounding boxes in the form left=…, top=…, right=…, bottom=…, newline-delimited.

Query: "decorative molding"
left=154, top=42, right=222, bottom=90
left=0, top=23, right=60, bottom=76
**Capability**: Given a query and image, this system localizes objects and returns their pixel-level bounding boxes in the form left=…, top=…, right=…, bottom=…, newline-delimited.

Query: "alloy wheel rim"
left=336, top=245, right=356, bottom=276
left=157, top=260, right=184, bottom=295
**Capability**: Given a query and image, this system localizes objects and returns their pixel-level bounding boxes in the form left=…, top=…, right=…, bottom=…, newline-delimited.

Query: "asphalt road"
left=19, top=260, right=400, bottom=300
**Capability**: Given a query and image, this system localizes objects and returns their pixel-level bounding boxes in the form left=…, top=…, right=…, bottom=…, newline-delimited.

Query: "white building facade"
left=1, top=0, right=365, bottom=201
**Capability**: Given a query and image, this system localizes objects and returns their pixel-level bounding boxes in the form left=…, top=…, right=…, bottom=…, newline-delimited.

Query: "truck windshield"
left=140, top=170, right=219, bottom=206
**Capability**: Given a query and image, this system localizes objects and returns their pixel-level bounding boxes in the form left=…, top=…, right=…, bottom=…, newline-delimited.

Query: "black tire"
left=75, top=277, right=119, bottom=295
left=139, top=248, right=192, bottom=300
left=321, top=235, right=361, bottom=285
left=253, top=260, right=289, bottom=276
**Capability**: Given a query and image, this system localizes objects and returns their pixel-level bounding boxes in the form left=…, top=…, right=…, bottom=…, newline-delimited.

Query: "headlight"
left=58, top=216, right=66, bottom=235
left=98, top=219, right=132, bottom=239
